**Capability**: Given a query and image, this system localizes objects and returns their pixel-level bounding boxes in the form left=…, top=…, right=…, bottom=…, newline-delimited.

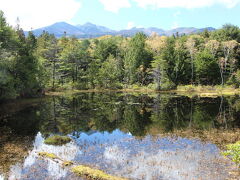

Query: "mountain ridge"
left=28, top=22, right=216, bottom=38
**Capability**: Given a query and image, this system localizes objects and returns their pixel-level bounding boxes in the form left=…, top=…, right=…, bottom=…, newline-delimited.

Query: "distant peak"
left=53, top=22, right=69, bottom=25
left=84, top=22, right=96, bottom=26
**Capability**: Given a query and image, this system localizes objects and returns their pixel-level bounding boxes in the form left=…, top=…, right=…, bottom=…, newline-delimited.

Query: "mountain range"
left=29, top=22, right=216, bottom=38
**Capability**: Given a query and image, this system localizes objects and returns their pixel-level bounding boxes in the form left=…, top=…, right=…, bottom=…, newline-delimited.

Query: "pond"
left=0, top=92, right=240, bottom=180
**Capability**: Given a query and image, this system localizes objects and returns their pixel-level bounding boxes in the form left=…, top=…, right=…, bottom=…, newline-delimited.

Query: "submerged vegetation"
left=1, top=10, right=240, bottom=100
left=44, top=135, right=71, bottom=145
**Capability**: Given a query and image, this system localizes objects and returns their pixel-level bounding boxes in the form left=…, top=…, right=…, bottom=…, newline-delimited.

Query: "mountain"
left=29, top=22, right=216, bottom=38
left=76, top=22, right=115, bottom=34
left=32, top=22, right=84, bottom=37
left=117, top=27, right=165, bottom=36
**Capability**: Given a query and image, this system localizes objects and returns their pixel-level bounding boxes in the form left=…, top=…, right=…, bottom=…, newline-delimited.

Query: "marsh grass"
left=44, top=135, right=71, bottom=146
left=46, top=85, right=240, bottom=98
left=177, top=85, right=240, bottom=96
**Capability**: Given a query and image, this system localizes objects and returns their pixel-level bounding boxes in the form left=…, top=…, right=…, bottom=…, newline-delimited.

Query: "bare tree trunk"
left=220, top=67, right=224, bottom=86
left=75, top=65, right=78, bottom=82
left=191, top=57, right=194, bottom=85
left=52, top=60, right=56, bottom=90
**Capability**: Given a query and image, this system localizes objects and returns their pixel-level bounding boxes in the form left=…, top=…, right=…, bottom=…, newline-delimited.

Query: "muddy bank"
left=0, top=127, right=34, bottom=177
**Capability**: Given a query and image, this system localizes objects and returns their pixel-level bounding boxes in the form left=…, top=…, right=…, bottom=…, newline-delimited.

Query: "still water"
left=0, top=92, right=240, bottom=180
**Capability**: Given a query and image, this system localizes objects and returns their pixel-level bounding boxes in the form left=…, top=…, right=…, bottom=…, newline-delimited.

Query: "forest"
left=1, top=10, right=240, bottom=100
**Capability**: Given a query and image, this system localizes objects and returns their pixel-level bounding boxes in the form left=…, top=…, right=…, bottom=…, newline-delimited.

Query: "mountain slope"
left=76, top=22, right=115, bottom=34
left=32, top=22, right=84, bottom=37
left=30, top=22, right=216, bottom=38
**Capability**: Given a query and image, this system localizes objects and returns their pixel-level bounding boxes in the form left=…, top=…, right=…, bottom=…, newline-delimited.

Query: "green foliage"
left=98, top=55, right=123, bottom=88
left=222, top=141, right=240, bottom=167
left=94, top=38, right=118, bottom=62
left=0, top=11, right=45, bottom=99
left=1, top=8, right=240, bottom=98
left=234, top=69, right=240, bottom=87
left=195, top=51, right=220, bottom=85
left=124, top=33, right=152, bottom=84
left=211, top=24, right=240, bottom=42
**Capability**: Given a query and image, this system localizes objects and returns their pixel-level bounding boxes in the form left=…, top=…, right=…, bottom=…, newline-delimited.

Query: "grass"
left=71, top=165, right=127, bottom=180
left=176, top=85, right=240, bottom=96
left=44, top=135, right=71, bottom=146
left=45, top=84, right=240, bottom=99
left=222, top=141, right=240, bottom=167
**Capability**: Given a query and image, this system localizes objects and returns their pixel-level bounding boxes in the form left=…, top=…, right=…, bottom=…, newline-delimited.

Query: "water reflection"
left=2, top=130, right=236, bottom=180
left=5, top=132, right=79, bottom=180
left=0, top=93, right=240, bottom=179
left=2, top=93, right=240, bottom=137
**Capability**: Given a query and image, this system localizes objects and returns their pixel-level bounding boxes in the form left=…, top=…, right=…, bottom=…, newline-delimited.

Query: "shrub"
left=222, top=141, right=240, bottom=167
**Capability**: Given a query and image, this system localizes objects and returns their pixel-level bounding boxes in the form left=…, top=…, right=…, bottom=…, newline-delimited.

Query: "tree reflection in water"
left=0, top=93, right=240, bottom=179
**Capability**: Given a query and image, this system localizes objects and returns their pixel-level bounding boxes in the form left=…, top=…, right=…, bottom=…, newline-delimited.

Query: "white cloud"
left=132, top=0, right=240, bottom=9
left=98, top=0, right=240, bottom=14
left=172, top=22, right=179, bottom=29
left=127, top=21, right=135, bottom=29
left=99, top=0, right=131, bottom=13
left=0, top=0, right=81, bottom=30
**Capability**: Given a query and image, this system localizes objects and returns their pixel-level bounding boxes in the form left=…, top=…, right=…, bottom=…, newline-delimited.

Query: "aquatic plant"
left=222, top=141, right=240, bottom=167
left=44, top=135, right=71, bottom=145
left=38, top=151, right=126, bottom=180
left=71, top=165, right=127, bottom=180
left=62, top=161, right=74, bottom=167
left=38, top=152, right=58, bottom=159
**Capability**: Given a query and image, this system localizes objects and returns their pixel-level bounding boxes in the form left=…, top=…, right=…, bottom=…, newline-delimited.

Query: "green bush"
left=222, top=141, right=240, bottom=167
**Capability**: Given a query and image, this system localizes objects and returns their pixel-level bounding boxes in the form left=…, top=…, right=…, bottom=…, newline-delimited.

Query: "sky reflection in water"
left=1, top=93, right=239, bottom=180
left=3, top=129, right=234, bottom=180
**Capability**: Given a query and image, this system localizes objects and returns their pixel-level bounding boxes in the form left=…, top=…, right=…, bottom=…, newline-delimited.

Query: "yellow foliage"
left=97, top=35, right=113, bottom=40
left=146, top=35, right=167, bottom=54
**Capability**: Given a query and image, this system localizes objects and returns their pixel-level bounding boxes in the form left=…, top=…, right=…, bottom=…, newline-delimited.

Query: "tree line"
left=1, top=10, right=240, bottom=100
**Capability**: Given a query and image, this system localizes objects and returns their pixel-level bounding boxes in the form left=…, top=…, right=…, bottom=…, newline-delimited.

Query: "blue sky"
left=71, top=0, right=240, bottom=30
left=1, top=0, right=240, bottom=30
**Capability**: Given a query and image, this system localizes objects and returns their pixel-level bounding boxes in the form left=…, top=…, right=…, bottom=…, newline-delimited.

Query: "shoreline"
left=45, top=85, right=240, bottom=97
